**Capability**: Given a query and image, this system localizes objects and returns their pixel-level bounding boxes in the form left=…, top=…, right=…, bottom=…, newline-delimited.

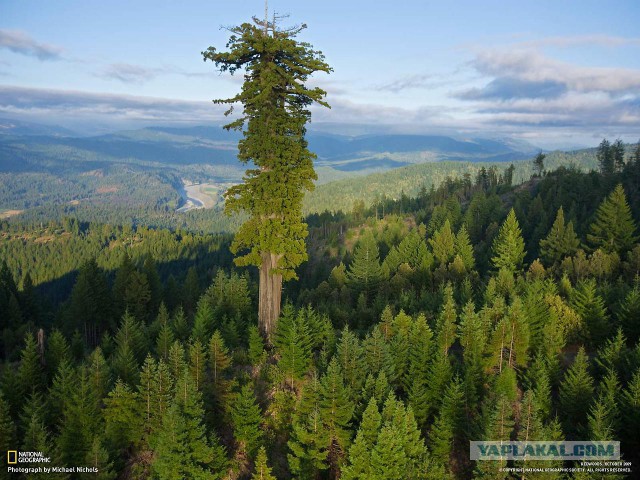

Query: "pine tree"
left=104, top=380, right=143, bottom=456
left=618, top=286, right=640, bottom=344
left=559, top=347, right=594, bottom=436
left=46, top=329, right=71, bottom=380
left=533, top=151, right=545, bottom=176
left=428, top=377, right=464, bottom=470
left=491, top=208, right=526, bottom=272
left=288, top=374, right=329, bottom=478
left=56, top=366, right=100, bottom=467
left=571, top=279, right=609, bottom=347
left=539, top=206, right=580, bottom=266
left=247, top=324, right=266, bottom=366
left=587, top=184, right=638, bottom=254
left=18, top=332, right=44, bottom=397
left=434, top=284, right=457, bottom=355
left=252, top=446, right=276, bottom=480
left=156, top=307, right=175, bottom=361
left=320, top=358, right=355, bottom=473
left=85, top=437, right=117, bottom=480
left=274, top=305, right=312, bottom=388
left=167, top=340, right=187, bottom=386
left=153, top=370, right=219, bottom=479
left=473, top=396, right=514, bottom=479
left=192, top=297, right=215, bottom=345
left=347, top=233, right=384, bottom=301
left=231, top=383, right=263, bottom=458
left=188, top=339, right=207, bottom=392
left=429, top=219, right=456, bottom=266
left=597, top=138, right=614, bottom=174
left=341, top=398, right=380, bottom=480
left=203, top=16, right=331, bottom=339
left=335, top=326, right=364, bottom=395
left=208, top=330, right=231, bottom=411
left=454, top=224, right=475, bottom=270
left=87, top=347, right=111, bottom=407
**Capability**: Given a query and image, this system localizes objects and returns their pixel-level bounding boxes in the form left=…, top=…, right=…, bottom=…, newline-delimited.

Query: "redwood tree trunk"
left=259, top=252, right=283, bottom=342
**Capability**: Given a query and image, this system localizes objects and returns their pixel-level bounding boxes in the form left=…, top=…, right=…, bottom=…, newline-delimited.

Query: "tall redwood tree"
left=202, top=14, right=331, bottom=340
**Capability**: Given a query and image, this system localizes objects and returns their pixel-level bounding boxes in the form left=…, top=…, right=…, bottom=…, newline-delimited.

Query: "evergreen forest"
left=1, top=139, right=640, bottom=479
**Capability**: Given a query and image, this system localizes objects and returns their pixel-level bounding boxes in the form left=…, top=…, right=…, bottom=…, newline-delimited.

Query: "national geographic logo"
left=5, top=450, right=51, bottom=464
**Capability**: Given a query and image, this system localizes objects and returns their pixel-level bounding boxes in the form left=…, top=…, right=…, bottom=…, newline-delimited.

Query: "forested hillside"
left=1, top=141, right=640, bottom=479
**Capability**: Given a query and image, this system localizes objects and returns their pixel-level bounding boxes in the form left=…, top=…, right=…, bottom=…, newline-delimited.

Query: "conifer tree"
left=346, top=233, right=384, bottom=301
left=473, top=396, right=514, bottom=479
left=87, top=347, right=111, bottom=407
left=188, top=339, right=207, bottom=392
left=539, top=206, right=580, bottom=266
left=192, top=298, right=215, bottom=345
left=428, top=377, right=464, bottom=470
left=341, top=398, right=381, bottom=480
left=571, top=279, right=609, bottom=347
left=559, top=347, right=594, bottom=436
left=208, top=330, right=231, bottom=412
left=167, top=340, right=187, bottom=386
left=153, top=370, right=220, bottom=479
left=85, top=437, right=117, bottom=480
left=231, top=383, right=263, bottom=458
left=288, top=374, right=330, bottom=478
left=334, top=326, right=363, bottom=396
left=587, top=184, right=638, bottom=254
left=274, top=305, right=312, bottom=388
left=491, top=208, right=526, bottom=272
left=319, top=358, right=354, bottom=472
left=247, top=324, right=266, bottom=366
left=57, top=366, right=100, bottom=467
left=618, top=286, right=640, bottom=344
left=156, top=309, right=175, bottom=361
left=252, top=446, right=276, bottom=480
left=454, top=224, right=475, bottom=270
left=18, top=332, right=44, bottom=397
left=597, top=138, right=614, bottom=175
left=46, top=329, right=71, bottom=379
left=203, top=15, right=331, bottom=339
left=434, top=284, right=457, bottom=355
left=429, top=219, right=456, bottom=266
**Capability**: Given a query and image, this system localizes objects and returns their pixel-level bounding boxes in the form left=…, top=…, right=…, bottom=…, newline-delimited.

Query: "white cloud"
left=0, top=29, right=63, bottom=60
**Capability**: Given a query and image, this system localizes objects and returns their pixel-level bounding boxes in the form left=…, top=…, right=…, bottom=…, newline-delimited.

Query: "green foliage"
left=203, top=18, right=331, bottom=280
left=247, top=324, right=266, bottom=366
left=587, top=184, right=638, bottom=254
left=153, top=370, right=221, bottom=479
left=231, top=383, right=263, bottom=458
left=274, top=305, right=313, bottom=387
left=347, top=233, right=384, bottom=299
left=559, top=347, right=594, bottom=436
left=252, top=446, right=276, bottom=480
left=491, top=208, right=526, bottom=272
left=539, top=206, right=580, bottom=266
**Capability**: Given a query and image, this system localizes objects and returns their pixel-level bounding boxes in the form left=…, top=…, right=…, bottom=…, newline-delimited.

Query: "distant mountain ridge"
left=0, top=121, right=540, bottom=176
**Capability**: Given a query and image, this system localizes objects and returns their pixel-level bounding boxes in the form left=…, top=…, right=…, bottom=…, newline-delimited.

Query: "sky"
left=1, top=0, right=639, bottom=148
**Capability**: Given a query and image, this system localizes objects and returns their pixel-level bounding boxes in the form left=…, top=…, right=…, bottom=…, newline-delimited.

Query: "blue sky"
left=1, top=0, right=639, bottom=148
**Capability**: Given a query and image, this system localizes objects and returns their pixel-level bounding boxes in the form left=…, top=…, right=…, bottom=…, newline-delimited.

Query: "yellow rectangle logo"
left=7, top=450, right=17, bottom=464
